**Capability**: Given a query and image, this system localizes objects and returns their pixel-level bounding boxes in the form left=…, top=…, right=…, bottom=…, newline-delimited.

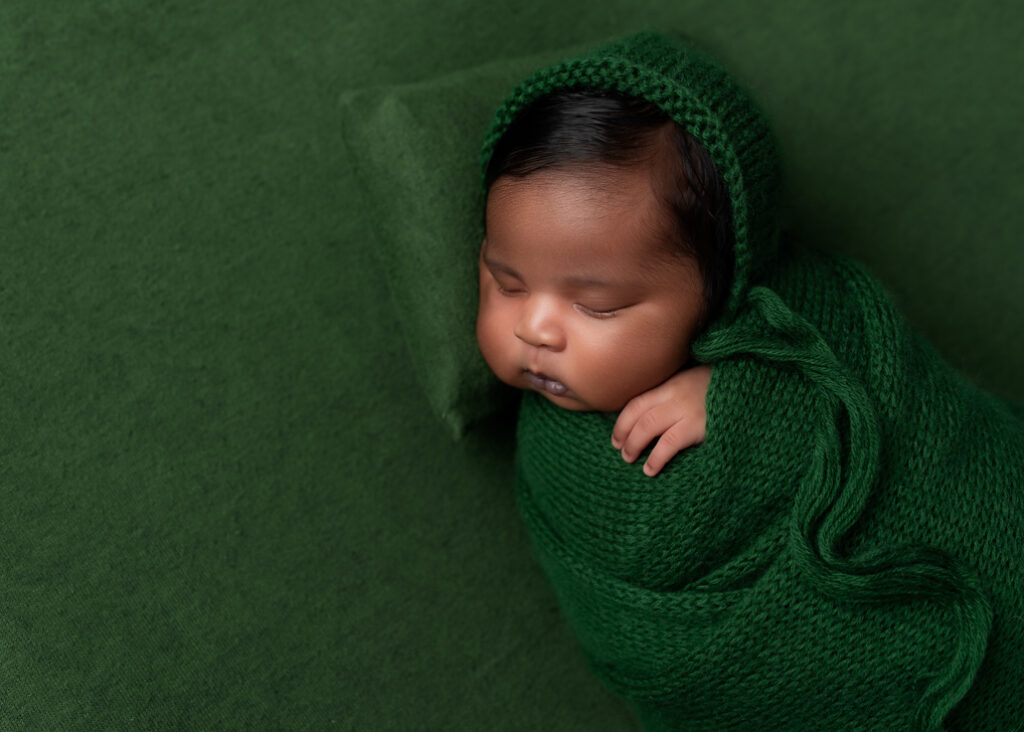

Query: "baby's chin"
left=489, top=367, right=629, bottom=413
left=523, top=381, right=627, bottom=413
left=492, top=373, right=592, bottom=411
left=536, top=389, right=594, bottom=411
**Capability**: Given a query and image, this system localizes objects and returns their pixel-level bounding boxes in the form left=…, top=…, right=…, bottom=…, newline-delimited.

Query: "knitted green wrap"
left=486, top=33, right=1024, bottom=731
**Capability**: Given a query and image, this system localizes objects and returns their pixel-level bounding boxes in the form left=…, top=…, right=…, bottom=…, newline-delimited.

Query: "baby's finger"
left=618, top=402, right=680, bottom=463
left=612, top=391, right=661, bottom=449
left=643, top=419, right=706, bottom=476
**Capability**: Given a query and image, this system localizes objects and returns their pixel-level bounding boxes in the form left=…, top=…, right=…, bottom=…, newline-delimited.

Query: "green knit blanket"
left=515, top=246, right=1024, bottom=731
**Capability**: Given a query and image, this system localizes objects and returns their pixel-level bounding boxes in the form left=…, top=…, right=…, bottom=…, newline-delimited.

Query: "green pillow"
left=341, top=51, right=573, bottom=437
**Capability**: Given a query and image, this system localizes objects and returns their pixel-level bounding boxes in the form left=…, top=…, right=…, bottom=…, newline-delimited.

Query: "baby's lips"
left=524, top=370, right=568, bottom=396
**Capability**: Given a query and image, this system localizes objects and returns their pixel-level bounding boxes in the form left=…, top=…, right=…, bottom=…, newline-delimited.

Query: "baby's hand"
left=611, top=365, right=711, bottom=477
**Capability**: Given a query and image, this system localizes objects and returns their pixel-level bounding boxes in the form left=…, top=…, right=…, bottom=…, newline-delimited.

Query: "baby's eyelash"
left=575, top=303, right=620, bottom=319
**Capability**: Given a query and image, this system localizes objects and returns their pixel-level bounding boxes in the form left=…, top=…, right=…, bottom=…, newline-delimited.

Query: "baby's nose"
left=515, top=297, right=566, bottom=350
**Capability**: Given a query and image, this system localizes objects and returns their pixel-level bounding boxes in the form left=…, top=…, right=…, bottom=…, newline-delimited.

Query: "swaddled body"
left=478, top=32, right=1024, bottom=730
left=516, top=244, right=1024, bottom=730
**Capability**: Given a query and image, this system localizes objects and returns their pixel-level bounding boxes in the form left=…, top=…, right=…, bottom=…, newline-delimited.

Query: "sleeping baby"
left=475, top=31, right=1024, bottom=731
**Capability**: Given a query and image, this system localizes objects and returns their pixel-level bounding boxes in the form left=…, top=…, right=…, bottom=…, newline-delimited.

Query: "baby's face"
left=476, top=170, right=705, bottom=412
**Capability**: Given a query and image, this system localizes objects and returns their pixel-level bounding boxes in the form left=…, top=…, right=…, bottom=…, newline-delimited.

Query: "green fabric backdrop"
left=2, top=2, right=1021, bottom=729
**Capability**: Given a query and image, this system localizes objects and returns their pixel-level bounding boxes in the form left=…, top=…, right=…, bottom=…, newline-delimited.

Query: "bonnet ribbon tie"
left=693, top=286, right=992, bottom=730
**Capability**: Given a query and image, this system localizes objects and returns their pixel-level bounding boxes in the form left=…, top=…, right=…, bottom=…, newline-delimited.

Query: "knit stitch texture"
left=488, top=32, right=1024, bottom=731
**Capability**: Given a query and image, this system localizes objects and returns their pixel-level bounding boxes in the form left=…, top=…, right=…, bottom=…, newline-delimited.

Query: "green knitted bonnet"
left=480, top=30, right=781, bottom=327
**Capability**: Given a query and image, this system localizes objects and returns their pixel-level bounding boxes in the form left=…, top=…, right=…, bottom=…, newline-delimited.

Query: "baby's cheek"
left=476, top=302, right=515, bottom=380
left=475, top=305, right=498, bottom=361
left=599, top=330, right=680, bottom=404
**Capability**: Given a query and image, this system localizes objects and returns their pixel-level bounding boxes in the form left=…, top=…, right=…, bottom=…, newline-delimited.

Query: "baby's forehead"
left=489, top=167, right=677, bottom=243
left=489, top=166, right=665, bottom=219
left=491, top=162, right=659, bottom=201
left=485, top=169, right=687, bottom=279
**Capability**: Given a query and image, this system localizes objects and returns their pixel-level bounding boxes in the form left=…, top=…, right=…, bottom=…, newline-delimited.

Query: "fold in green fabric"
left=515, top=247, right=1024, bottom=731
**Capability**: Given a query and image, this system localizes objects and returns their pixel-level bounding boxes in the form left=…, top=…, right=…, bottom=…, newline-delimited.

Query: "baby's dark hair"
left=484, top=89, right=734, bottom=328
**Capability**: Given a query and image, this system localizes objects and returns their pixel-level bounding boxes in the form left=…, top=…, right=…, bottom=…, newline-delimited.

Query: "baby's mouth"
left=523, top=370, right=568, bottom=397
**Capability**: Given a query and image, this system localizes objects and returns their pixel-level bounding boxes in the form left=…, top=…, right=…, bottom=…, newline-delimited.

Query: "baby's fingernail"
left=643, top=462, right=656, bottom=477
left=611, top=436, right=620, bottom=449
left=621, top=449, right=631, bottom=463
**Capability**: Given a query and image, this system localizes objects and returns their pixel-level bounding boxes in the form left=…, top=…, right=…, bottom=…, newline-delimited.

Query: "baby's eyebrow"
left=485, top=248, right=626, bottom=288
left=562, top=275, right=619, bottom=290
left=483, top=250, right=624, bottom=290
left=482, top=254, right=522, bottom=280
